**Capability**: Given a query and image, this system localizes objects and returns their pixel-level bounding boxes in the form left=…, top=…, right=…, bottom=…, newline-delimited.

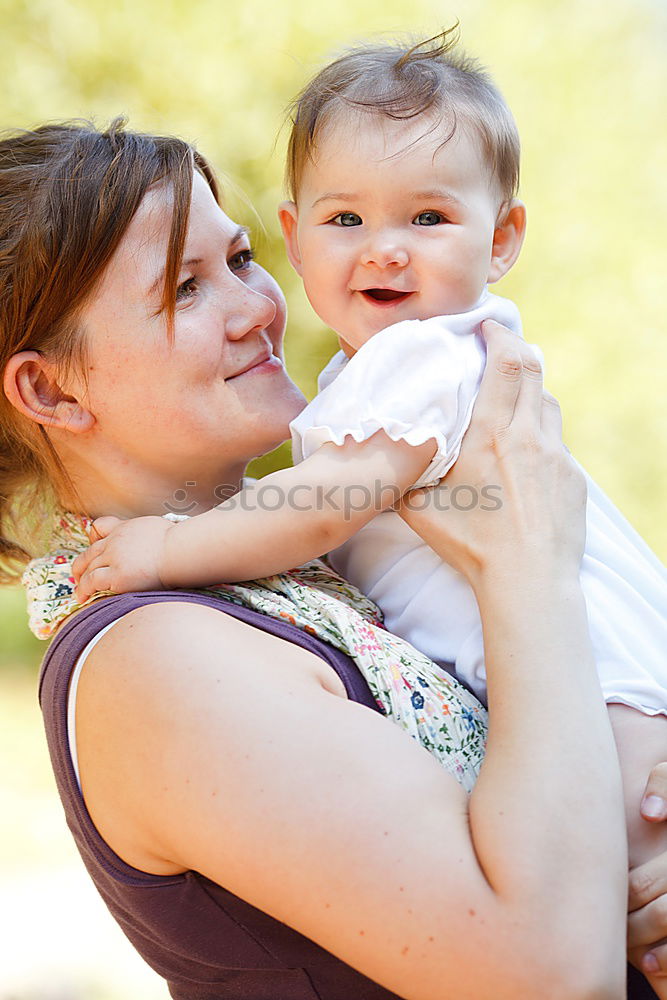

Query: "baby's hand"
left=72, top=515, right=174, bottom=602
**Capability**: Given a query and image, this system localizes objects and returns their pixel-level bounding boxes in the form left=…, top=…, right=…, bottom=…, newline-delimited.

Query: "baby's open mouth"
left=361, top=288, right=412, bottom=303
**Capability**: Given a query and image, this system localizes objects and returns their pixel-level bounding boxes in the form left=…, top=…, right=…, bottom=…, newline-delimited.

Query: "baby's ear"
left=487, top=199, right=526, bottom=283
left=277, top=201, right=303, bottom=276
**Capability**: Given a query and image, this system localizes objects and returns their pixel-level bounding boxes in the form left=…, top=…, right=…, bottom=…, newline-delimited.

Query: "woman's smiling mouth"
left=229, top=352, right=284, bottom=379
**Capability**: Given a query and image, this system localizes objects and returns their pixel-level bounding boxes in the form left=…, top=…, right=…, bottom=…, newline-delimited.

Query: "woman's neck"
left=57, top=438, right=246, bottom=519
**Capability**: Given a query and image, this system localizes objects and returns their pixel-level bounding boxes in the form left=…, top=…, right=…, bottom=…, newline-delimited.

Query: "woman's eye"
left=176, top=277, right=198, bottom=302
left=332, top=212, right=362, bottom=227
left=229, top=248, right=255, bottom=272
left=413, top=211, right=446, bottom=226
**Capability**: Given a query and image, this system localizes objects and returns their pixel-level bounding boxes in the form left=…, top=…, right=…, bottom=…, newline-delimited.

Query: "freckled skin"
left=76, top=173, right=305, bottom=516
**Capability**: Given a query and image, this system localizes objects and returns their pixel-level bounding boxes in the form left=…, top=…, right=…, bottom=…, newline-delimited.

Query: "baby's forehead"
left=305, top=106, right=493, bottom=188
left=317, top=105, right=484, bottom=163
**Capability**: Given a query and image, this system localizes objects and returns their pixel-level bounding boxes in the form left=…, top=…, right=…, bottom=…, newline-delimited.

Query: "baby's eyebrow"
left=310, top=192, right=358, bottom=207
left=310, top=190, right=465, bottom=209
left=410, top=190, right=464, bottom=206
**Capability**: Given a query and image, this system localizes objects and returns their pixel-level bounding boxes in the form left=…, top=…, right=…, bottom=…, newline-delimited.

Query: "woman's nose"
left=360, top=232, right=409, bottom=269
left=225, top=283, right=277, bottom=341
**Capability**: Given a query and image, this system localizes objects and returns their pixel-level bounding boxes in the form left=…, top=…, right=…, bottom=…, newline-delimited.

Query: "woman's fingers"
left=632, top=942, right=667, bottom=980
left=628, top=888, right=667, bottom=948
left=475, top=320, right=525, bottom=430
left=629, top=855, right=667, bottom=916
left=480, top=322, right=565, bottom=454
left=540, top=391, right=563, bottom=443
left=641, top=763, right=667, bottom=823
left=476, top=320, right=548, bottom=435
left=626, top=829, right=667, bottom=977
left=510, top=351, right=544, bottom=428
left=628, top=855, right=667, bottom=979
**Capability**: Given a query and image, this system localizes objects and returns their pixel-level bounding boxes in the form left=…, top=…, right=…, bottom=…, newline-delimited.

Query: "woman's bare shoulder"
left=77, top=598, right=349, bottom=722
left=74, top=600, right=351, bottom=864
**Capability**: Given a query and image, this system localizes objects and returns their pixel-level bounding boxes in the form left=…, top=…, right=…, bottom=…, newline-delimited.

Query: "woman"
left=0, top=119, right=662, bottom=998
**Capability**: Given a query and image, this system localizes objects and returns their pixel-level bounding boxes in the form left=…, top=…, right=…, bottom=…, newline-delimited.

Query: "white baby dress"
left=290, top=291, right=667, bottom=713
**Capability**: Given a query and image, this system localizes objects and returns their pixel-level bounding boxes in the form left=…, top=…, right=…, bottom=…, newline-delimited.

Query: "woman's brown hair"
left=0, top=117, right=217, bottom=583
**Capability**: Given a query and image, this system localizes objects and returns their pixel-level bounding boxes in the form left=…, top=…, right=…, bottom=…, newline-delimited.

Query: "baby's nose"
left=360, top=232, right=409, bottom=269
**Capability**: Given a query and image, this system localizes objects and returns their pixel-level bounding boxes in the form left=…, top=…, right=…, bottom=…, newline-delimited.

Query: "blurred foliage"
left=0, top=588, right=43, bottom=670
left=0, top=0, right=665, bottom=673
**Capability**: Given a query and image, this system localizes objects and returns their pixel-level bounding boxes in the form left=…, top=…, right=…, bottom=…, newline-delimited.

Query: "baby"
left=74, top=30, right=667, bottom=904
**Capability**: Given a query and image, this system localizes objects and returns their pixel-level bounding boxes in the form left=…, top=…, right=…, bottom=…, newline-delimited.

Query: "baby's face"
left=280, top=111, right=507, bottom=355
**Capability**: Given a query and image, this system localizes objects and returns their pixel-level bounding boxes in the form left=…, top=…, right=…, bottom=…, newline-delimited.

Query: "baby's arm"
left=73, top=431, right=435, bottom=601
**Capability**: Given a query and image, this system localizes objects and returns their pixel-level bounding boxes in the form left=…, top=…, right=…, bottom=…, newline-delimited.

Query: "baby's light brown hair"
left=285, top=26, right=520, bottom=207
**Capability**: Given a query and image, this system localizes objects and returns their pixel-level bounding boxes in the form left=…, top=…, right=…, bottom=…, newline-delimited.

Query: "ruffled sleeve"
left=291, top=315, right=486, bottom=488
left=290, top=294, right=532, bottom=488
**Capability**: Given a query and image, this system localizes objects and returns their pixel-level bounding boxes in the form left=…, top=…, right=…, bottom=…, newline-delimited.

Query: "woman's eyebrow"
left=230, top=224, right=251, bottom=246
left=147, top=259, right=201, bottom=299
left=146, top=226, right=250, bottom=298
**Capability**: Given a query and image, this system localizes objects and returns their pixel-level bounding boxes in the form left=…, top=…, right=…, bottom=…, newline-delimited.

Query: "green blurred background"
left=0, top=0, right=664, bottom=995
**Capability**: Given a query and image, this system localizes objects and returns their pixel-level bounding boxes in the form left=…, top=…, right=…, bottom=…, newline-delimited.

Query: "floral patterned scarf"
left=23, top=510, right=488, bottom=792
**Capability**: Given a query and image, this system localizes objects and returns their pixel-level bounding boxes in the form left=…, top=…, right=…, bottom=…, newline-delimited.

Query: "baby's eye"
left=229, top=248, right=256, bottom=273
left=331, top=212, right=362, bottom=227
left=413, top=211, right=446, bottom=226
left=176, top=276, right=198, bottom=302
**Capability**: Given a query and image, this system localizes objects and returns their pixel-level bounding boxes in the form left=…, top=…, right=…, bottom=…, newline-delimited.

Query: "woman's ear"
left=2, top=351, right=95, bottom=434
left=277, top=201, right=303, bottom=276
left=487, top=199, right=527, bottom=284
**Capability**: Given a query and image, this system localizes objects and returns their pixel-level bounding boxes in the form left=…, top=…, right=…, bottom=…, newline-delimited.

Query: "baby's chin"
left=340, top=297, right=487, bottom=355
left=338, top=315, right=422, bottom=356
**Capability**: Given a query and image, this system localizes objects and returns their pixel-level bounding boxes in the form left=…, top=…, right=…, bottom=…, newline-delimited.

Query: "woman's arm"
left=72, top=431, right=434, bottom=600
left=74, top=322, right=627, bottom=1000
left=398, top=321, right=628, bottom=942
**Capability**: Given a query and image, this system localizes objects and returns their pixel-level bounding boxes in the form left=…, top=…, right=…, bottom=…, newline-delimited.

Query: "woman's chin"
left=253, top=392, right=307, bottom=454
left=275, top=380, right=309, bottom=426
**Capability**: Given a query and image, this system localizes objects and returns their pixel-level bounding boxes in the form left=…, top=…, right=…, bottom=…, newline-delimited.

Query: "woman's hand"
left=399, top=320, right=587, bottom=595
left=629, top=763, right=667, bottom=981
left=72, top=515, right=174, bottom=602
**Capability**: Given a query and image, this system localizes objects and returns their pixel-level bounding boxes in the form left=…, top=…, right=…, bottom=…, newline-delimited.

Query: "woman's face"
left=77, top=173, right=306, bottom=502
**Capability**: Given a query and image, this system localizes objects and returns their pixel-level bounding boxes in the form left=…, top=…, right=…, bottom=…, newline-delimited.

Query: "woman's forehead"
left=125, top=175, right=223, bottom=257
left=99, top=174, right=233, bottom=293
